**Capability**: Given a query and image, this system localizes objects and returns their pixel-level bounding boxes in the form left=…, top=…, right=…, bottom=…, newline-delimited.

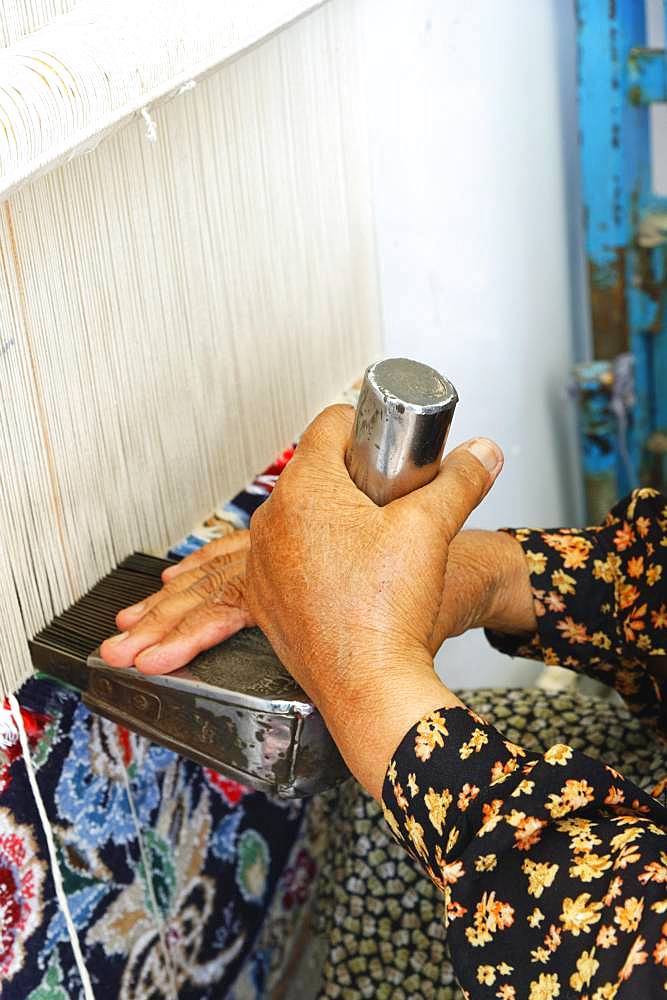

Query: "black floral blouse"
left=382, top=489, right=667, bottom=999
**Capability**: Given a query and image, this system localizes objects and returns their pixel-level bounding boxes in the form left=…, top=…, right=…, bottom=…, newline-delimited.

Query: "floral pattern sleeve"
left=486, top=488, right=667, bottom=732
left=381, top=489, right=667, bottom=997
left=382, top=705, right=667, bottom=999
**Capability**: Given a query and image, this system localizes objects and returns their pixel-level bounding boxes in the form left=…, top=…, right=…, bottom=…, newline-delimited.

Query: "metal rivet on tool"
left=94, top=677, right=114, bottom=698
left=131, top=692, right=150, bottom=712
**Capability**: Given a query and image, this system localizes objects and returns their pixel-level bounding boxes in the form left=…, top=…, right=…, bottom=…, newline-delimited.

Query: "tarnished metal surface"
left=150, top=627, right=310, bottom=709
left=85, top=640, right=349, bottom=797
left=588, top=252, right=629, bottom=360
left=571, top=361, right=623, bottom=523
left=32, top=555, right=349, bottom=797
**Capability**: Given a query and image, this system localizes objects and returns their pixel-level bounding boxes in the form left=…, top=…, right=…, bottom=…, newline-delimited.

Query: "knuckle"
left=144, top=603, right=167, bottom=625
left=190, top=573, right=218, bottom=599
left=269, top=465, right=310, bottom=517
left=171, top=617, right=197, bottom=639
left=211, top=551, right=244, bottom=570
left=450, top=456, right=487, bottom=494
left=319, top=403, right=354, bottom=432
left=299, top=404, right=353, bottom=451
left=206, top=590, right=228, bottom=610
left=250, top=497, right=272, bottom=536
left=206, top=576, right=244, bottom=609
left=187, top=554, right=246, bottom=599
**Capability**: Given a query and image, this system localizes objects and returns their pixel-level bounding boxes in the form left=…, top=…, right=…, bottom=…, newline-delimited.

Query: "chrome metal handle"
left=346, top=358, right=458, bottom=506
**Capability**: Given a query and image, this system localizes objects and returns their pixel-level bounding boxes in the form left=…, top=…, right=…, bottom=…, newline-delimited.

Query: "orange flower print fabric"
left=383, top=706, right=667, bottom=997
left=487, top=488, right=667, bottom=732
left=382, top=490, right=667, bottom=997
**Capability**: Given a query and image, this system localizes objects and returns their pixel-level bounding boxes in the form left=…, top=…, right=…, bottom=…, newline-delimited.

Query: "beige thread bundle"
left=0, top=0, right=381, bottom=697
left=0, top=0, right=79, bottom=47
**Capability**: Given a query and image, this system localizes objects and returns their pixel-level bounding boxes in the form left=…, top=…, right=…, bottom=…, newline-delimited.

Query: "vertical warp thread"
left=119, top=752, right=179, bottom=999
left=2, top=202, right=77, bottom=598
left=7, top=694, right=96, bottom=1000
left=0, top=0, right=380, bottom=698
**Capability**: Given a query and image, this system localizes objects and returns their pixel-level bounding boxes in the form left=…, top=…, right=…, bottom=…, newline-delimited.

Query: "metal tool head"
left=346, top=358, right=458, bottom=506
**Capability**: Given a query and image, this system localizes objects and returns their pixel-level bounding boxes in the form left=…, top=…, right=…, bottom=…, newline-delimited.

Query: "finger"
left=103, top=561, right=248, bottom=667
left=162, top=530, right=250, bottom=581
left=116, top=551, right=247, bottom=629
left=410, top=437, right=503, bottom=539
left=135, top=584, right=249, bottom=674
left=295, top=404, right=355, bottom=465
left=284, top=404, right=365, bottom=505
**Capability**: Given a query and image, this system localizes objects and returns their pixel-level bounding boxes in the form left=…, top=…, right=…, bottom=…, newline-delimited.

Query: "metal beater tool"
left=32, top=359, right=457, bottom=796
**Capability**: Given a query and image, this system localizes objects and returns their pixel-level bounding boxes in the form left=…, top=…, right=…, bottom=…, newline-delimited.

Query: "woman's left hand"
left=100, top=530, right=255, bottom=671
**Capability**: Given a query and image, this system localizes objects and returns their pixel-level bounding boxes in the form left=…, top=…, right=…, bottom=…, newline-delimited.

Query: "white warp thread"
left=0, top=0, right=327, bottom=198
left=140, top=106, right=158, bottom=143
left=0, top=0, right=380, bottom=696
left=119, top=756, right=179, bottom=998
left=0, top=0, right=80, bottom=48
left=7, top=694, right=96, bottom=1000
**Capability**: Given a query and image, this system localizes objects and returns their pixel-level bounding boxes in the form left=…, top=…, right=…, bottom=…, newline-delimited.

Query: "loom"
left=0, top=0, right=383, bottom=701
left=24, top=359, right=457, bottom=797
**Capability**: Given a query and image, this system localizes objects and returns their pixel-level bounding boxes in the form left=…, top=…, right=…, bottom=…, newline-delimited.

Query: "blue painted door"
left=576, top=0, right=667, bottom=519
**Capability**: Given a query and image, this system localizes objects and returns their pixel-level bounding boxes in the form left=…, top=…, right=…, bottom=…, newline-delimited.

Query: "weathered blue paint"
left=571, top=361, right=620, bottom=522
left=628, top=48, right=667, bottom=104
left=576, top=0, right=667, bottom=517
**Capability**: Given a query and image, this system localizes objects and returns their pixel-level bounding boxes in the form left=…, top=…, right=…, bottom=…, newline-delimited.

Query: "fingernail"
left=126, top=601, right=145, bottom=616
left=467, top=438, right=502, bottom=474
left=106, top=631, right=129, bottom=646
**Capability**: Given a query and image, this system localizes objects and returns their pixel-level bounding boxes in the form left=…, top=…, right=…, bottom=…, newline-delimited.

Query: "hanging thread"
left=140, top=107, right=158, bottom=143
left=7, top=694, right=96, bottom=1000
left=119, top=754, right=179, bottom=999
left=0, top=0, right=380, bottom=698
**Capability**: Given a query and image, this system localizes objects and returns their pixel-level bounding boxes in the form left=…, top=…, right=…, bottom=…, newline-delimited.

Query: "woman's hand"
left=101, top=419, right=534, bottom=689
left=100, top=528, right=533, bottom=675
left=101, top=405, right=534, bottom=794
left=437, top=528, right=537, bottom=643
left=240, top=405, right=504, bottom=796
left=100, top=531, right=254, bottom=671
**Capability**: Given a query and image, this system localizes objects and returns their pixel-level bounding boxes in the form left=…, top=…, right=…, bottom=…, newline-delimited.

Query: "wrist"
left=444, top=530, right=510, bottom=635
left=483, top=530, right=537, bottom=635
left=318, top=649, right=461, bottom=800
left=316, top=643, right=434, bottom=722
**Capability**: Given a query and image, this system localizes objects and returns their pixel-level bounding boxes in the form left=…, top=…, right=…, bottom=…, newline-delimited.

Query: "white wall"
left=359, top=0, right=585, bottom=688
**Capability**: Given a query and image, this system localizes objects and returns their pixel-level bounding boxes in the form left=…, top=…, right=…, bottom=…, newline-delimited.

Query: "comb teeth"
left=30, top=552, right=176, bottom=665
